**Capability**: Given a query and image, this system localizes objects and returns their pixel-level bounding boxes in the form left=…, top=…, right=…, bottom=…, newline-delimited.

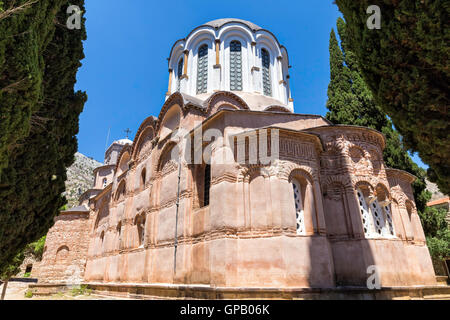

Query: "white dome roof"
left=114, top=139, right=133, bottom=145
left=204, top=18, right=262, bottom=31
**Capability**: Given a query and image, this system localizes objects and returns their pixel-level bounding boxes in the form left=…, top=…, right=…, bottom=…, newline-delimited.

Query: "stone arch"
left=156, top=92, right=184, bottom=128
left=375, top=183, right=391, bottom=202
left=185, top=28, right=216, bottom=51
left=277, top=162, right=316, bottom=182
left=263, top=105, right=291, bottom=113
left=115, top=180, right=126, bottom=202
left=157, top=142, right=179, bottom=174
left=204, top=91, right=249, bottom=116
left=237, top=164, right=274, bottom=183
left=348, top=144, right=373, bottom=176
left=132, top=118, right=156, bottom=161
left=288, top=168, right=318, bottom=235
left=354, top=180, right=375, bottom=198
left=116, top=145, right=132, bottom=176
left=55, top=245, right=69, bottom=261
left=159, top=104, right=182, bottom=141
left=405, top=199, right=416, bottom=220
left=94, top=201, right=109, bottom=231
left=321, top=175, right=353, bottom=192
left=390, top=188, right=408, bottom=208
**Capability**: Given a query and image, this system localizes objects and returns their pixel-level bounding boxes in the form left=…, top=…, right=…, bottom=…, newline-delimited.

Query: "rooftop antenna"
left=104, top=127, right=111, bottom=153
left=124, top=128, right=132, bottom=139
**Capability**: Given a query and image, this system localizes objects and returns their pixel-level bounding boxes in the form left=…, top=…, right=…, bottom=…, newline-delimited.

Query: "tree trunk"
left=1, top=279, right=8, bottom=300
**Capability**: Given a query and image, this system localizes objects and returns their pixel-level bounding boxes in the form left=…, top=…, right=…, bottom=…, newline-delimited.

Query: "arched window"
left=177, top=58, right=183, bottom=92
left=357, top=188, right=373, bottom=237
left=261, top=48, right=272, bottom=96
left=115, top=182, right=126, bottom=202
left=102, top=178, right=107, bottom=188
left=357, top=188, right=395, bottom=238
left=292, top=179, right=305, bottom=235
left=203, top=164, right=211, bottom=207
left=229, top=41, right=242, bottom=91
left=140, top=168, right=146, bottom=191
left=197, top=44, right=208, bottom=94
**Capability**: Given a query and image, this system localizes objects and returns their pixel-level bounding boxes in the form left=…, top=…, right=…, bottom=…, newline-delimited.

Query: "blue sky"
left=75, top=0, right=427, bottom=168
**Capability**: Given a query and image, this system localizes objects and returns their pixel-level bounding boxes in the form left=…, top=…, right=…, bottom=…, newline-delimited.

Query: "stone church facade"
left=35, top=19, right=437, bottom=297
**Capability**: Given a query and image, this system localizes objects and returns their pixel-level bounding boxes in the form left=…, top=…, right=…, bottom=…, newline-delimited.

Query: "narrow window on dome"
left=177, top=58, right=183, bottom=92
left=261, top=49, right=272, bottom=96
left=229, top=41, right=242, bottom=91
left=197, top=44, right=208, bottom=94
left=292, top=179, right=305, bottom=235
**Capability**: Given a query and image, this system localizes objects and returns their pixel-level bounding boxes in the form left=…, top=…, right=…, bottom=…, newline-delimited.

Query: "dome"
left=114, top=139, right=133, bottom=146
left=203, top=18, right=262, bottom=31
left=166, top=18, right=293, bottom=111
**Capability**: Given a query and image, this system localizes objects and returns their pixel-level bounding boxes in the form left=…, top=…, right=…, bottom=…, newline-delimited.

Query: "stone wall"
left=35, top=211, right=91, bottom=284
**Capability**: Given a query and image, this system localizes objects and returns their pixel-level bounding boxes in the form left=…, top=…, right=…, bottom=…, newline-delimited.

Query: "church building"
left=34, top=19, right=438, bottom=299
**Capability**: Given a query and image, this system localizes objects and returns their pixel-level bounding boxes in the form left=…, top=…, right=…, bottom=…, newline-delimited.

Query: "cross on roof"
left=124, top=128, right=132, bottom=139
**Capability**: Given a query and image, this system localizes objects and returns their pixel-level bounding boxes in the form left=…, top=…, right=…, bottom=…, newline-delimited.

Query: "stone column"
left=166, top=68, right=173, bottom=97
left=251, top=42, right=261, bottom=93
left=347, top=189, right=365, bottom=239
left=213, top=39, right=222, bottom=91
left=279, top=178, right=295, bottom=231
left=304, top=182, right=316, bottom=234
left=412, top=211, right=426, bottom=243
left=215, top=39, right=220, bottom=66
left=180, top=50, right=189, bottom=92
left=399, top=206, right=415, bottom=241
left=312, top=181, right=327, bottom=235
left=183, top=50, right=189, bottom=76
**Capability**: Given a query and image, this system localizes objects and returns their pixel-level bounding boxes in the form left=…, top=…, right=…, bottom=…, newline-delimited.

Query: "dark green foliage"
left=334, top=0, right=450, bottom=195
left=0, top=249, right=23, bottom=280
left=420, top=206, right=450, bottom=274
left=26, top=235, right=46, bottom=260
left=0, top=0, right=86, bottom=274
left=326, top=17, right=448, bottom=270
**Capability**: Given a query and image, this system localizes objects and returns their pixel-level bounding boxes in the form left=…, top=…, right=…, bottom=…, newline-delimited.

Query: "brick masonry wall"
left=34, top=212, right=91, bottom=284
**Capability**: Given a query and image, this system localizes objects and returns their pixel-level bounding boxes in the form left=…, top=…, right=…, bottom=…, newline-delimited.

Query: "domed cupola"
left=166, top=18, right=294, bottom=112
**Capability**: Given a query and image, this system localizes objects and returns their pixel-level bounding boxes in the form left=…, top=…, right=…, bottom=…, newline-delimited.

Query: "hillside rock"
left=63, top=152, right=102, bottom=208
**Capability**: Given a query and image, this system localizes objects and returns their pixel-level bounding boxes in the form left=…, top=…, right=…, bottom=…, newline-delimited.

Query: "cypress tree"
left=0, top=0, right=86, bottom=273
left=333, top=0, right=449, bottom=195
left=326, top=18, right=448, bottom=268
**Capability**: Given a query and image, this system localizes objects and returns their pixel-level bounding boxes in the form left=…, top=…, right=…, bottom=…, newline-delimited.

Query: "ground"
left=1, top=281, right=122, bottom=300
